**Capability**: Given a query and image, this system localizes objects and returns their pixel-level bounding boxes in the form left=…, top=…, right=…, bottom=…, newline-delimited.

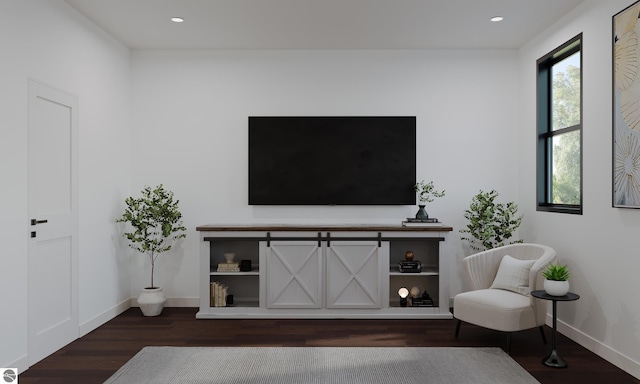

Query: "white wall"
left=130, top=49, right=520, bottom=303
left=0, top=0, right=131, bottom=370
left=518, top=0, right=640, bottom=377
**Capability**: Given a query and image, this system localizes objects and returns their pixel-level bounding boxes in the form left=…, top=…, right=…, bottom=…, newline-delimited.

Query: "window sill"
left=537, top=204, right=582, bottom=215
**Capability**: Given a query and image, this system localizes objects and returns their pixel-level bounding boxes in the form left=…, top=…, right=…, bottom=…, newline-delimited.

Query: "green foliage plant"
left=542, top=263, right=570, bottom=281
left=414, top=180, right=446, bottom=204
left=460, top=189, right=523, bottom=251
left=117, top=185, right=187, bottom=288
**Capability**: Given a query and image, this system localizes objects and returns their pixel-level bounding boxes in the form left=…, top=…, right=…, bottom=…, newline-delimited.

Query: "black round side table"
left=531, top=290, right=580, bottom=368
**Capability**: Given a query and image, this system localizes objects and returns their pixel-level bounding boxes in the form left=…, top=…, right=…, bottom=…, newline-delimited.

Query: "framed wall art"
left=613, top=0, right=640, bottom=208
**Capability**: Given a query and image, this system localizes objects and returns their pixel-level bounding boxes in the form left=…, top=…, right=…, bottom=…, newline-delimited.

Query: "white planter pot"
left=137, top=287, right=166, bottom=316
left=544, top=279, right=569, bottom=296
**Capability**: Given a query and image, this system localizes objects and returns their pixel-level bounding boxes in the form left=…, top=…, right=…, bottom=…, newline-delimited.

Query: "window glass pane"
left=551, top=51, right=581, bottom=131
left=551, top=130, right=581, bottom=204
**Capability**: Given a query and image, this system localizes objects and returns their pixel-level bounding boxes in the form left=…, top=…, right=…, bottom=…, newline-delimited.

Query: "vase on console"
left=415, top=205, right=429, bottom=220
left=413, top=180, right=445, bottom=221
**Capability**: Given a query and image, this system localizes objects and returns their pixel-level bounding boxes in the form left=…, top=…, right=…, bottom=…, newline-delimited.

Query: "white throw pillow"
left=490, top=255, right=536, bottom=296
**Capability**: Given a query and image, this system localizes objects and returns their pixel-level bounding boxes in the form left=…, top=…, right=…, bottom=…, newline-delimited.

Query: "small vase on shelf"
left=415, top=205, right=429, bottom=220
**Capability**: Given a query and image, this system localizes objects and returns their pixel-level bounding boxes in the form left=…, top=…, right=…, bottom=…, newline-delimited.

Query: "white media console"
left=196, top=224, right=453, bottom=319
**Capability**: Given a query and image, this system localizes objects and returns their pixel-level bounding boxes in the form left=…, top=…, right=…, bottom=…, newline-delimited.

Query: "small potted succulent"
left=542, top=263, right=571, bottom=296
left=413, top=180, right=445, bottom=220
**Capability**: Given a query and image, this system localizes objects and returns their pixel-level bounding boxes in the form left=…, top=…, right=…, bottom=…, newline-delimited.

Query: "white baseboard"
left=129, top=297, right=199, bottom=308
left=7, top=354, right=28, bottom=375
left=547, top=314, right=640, bottom=380
left=80, top=299, right=131, bottom=337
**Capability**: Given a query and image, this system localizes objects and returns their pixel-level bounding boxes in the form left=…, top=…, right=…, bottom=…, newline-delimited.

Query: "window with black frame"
left=536, top=34, right=583, bottom=214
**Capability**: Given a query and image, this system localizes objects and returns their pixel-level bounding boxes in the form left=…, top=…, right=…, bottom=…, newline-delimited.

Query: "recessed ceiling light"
left=171, top=17, right=184, bottom=23
left=490, top=16, right=504, bottom=22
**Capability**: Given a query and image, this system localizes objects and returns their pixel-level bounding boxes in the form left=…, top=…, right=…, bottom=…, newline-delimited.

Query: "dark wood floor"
left=19, top=307, right=639, bottom=384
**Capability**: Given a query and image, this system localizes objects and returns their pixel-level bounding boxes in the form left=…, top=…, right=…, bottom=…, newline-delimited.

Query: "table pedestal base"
left=530, top=290, right=579, bottom=369
left=543, top=349, right=568, bottom=368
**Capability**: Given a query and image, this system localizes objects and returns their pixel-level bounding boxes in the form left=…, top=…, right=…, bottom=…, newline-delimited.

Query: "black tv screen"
left=248, top=116, right=416, bottom=206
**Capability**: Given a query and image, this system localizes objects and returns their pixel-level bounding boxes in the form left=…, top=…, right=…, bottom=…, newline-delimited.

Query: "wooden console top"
left=196, top=224, right=453, bottom=232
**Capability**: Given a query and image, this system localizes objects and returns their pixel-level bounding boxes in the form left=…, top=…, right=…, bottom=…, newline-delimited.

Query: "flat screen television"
left=248, top=116, right=416, bottom=205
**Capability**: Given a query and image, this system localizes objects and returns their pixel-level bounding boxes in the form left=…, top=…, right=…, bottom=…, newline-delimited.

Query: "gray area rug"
left=104, top=346, right=540, bottom=384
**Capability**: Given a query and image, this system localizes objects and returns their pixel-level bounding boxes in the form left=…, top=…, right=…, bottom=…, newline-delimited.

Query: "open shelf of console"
left=196, top=224, right=453, bottom=319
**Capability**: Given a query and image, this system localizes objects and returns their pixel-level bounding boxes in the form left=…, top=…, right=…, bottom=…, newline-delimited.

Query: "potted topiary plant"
left=542, top=263, right=571, bottom=296
left=460, top=189, right=523, bottom=251
left=413, top=180, right=445, bottom=220
left=117, top=184, right=187, bottom=316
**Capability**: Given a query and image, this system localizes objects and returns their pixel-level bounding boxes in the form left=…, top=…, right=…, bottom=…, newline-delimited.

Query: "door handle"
left=30, top=219, right=48, bottom=225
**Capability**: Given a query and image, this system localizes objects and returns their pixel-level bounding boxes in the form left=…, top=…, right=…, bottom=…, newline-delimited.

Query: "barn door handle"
left=30, top=219, right=48, bottom=225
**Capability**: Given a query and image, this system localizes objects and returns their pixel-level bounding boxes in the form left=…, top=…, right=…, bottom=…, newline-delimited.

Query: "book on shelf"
left=209, top=281, right=218, bottom=306
left=220, top=283, right=228, bottom=306
left=402, top=220, right=443, bottom=227
left=210, top=281, right=229, bottom=307
left=218, top=262, right=239, bottom=268
left=411, top=301, right=435, bottom=307
left=405, top=217, right=439, bottom=223
left=217, top=262, right=240, bottom=272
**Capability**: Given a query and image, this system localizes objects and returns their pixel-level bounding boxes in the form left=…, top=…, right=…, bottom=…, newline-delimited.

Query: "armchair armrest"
left=529, top=250, right=557, bottom=291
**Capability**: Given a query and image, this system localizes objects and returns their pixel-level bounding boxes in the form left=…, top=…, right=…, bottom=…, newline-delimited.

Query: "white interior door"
left=28, top=80, right=79, bottom=365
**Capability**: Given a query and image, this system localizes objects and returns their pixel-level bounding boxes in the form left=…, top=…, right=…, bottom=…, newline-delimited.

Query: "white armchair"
left=453, top=243, right=557, bottom=351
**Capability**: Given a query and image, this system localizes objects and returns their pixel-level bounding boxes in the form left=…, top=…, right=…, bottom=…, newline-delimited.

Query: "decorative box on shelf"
left=399, top=260, right=422, bottom=273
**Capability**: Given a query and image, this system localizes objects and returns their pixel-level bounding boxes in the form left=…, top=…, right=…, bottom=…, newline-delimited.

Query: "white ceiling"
left=64, top=0, right=585, bottom=50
